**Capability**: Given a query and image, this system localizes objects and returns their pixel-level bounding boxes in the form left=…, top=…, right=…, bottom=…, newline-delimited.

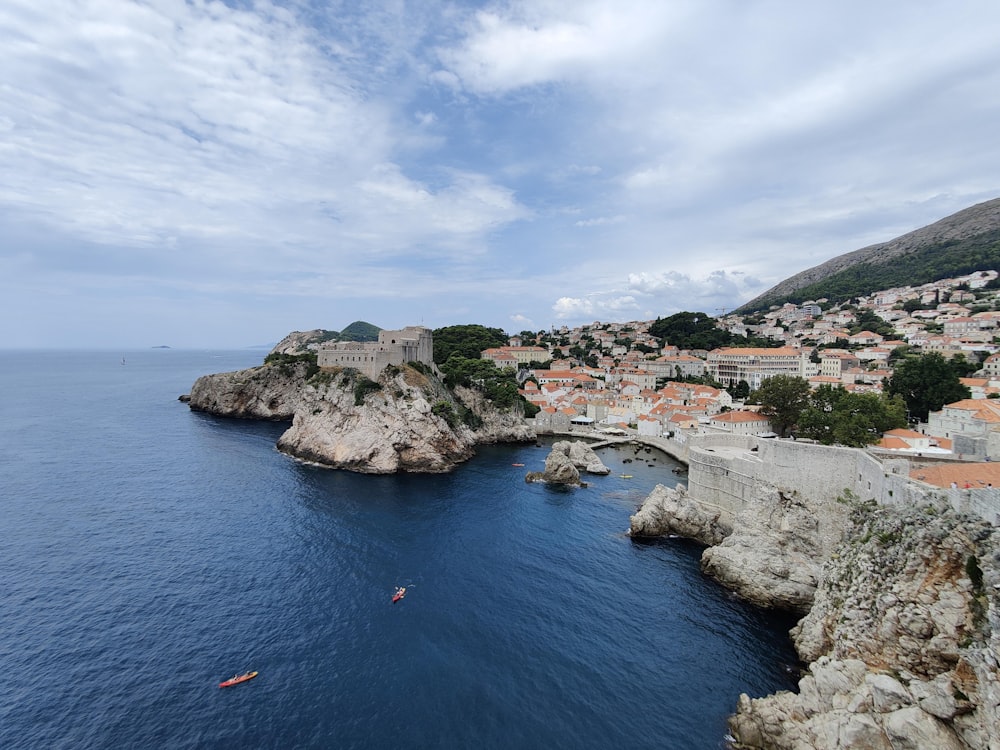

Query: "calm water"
left=0, top=350, right=798, bottom=749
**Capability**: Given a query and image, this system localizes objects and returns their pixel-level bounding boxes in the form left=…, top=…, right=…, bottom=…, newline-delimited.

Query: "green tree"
left=728, top=380, right=751, bottom=400
left=886, top=353, right=972, bottom=421
left=798, top=386, right=906, bottom=446
left=748, top=375, right=811, bottom=436
left=432, top=324, right=508, bottom=364
left=849, top=310, right=895, bottom=338
left=438, top=356, right=524, bottom=409
left=648, top=311, right=734, bottom=350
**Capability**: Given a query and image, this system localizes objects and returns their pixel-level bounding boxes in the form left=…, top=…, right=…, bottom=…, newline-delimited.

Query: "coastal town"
left=480, top=269, right=1000, bottom=477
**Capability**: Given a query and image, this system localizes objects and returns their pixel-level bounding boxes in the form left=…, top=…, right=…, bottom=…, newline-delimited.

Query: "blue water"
left=0, top=350, right=799, bottom=749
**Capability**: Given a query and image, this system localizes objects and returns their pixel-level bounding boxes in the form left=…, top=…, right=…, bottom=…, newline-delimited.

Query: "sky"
left=3, top=0, right=1000, bottom=349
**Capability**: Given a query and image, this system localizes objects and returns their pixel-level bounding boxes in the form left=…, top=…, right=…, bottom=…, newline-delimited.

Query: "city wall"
left=685, top=435, right=999, bottom=527
left=532, top=425, right=998, bottom=526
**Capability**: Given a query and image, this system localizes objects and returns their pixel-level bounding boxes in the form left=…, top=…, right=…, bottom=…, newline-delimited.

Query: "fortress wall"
left=317, top=326, right=433, bottom=380
left=686, top=436, right=998, bottom=526
left=686, top=446, right=762, bottom=529
left=753, top=440, right=872, bottom=505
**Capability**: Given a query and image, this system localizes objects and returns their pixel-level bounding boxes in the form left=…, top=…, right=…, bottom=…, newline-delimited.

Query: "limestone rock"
left=188, top=359, right=534, bottom=474
left=551, top=440, right=611, bottom=475
left=537, top=449, right=582, bottom=486
left=729, top=504, right=1000, bottom=750
left=700, top=484, right=846, bottom=613
left=628, top=483, right=727, bottom=546
left=188, top=362, right=306, bottom=419
left=269, top=329, right=335, bottom=355
left=883, top=706, right=965, bottom=750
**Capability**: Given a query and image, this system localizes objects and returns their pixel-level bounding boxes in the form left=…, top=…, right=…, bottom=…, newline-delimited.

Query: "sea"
left=0, top=349, right=800, bottom=750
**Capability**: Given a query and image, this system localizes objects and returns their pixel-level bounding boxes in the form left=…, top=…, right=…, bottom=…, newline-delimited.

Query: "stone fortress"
left=316, top=326, right=434, bottom=380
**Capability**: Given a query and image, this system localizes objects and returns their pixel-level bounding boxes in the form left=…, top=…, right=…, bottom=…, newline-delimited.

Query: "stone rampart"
left=316, top=326, right=433, bottom=379
left=687, top=436, right=997, bottom=526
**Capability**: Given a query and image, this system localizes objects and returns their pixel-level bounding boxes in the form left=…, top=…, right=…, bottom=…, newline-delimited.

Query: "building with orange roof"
left=909, top=462, right=1000, bottom=490
left=926, top=398, right=1000, bottom=460
left=481, top=345, right=551, bottom=366
left=874, top=428, right=939, bottom=453
left=707, top=410, right=773, bottom=436
left=705, top=347, right=807, bottom=389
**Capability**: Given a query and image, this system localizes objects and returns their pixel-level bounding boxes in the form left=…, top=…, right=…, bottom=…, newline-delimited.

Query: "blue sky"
left=3, top=0, right=1000, bottom=348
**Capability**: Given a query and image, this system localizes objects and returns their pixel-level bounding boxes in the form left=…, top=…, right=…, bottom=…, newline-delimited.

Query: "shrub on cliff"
left=353, top=376, right=382, bottom=405
left=264, top=351, right=319, bottom=379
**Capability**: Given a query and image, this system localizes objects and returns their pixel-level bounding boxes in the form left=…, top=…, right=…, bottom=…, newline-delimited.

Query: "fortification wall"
left=685, top=445, right=761, bottom=529
left=687, top=436, right=997, bottom=526
left=317, top=326, right=433, bottom=379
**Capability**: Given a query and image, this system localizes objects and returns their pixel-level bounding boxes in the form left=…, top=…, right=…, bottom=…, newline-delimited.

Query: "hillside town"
left=483, top=269, right=1000, bottom=472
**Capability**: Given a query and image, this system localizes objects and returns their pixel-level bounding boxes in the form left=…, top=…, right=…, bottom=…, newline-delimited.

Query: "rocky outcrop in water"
left=187, top=360, right=534, bottom=473
left=553, top=440, right=611, bottom=475
left=525, top=440, right=611, bottom=486
left=728, top=501, right=1000, bottom=749
left=628, top=483, right=726, bottom=545
left=629, top=480, right=847, bottom=611
left=526, top=449, right=582, bottom=486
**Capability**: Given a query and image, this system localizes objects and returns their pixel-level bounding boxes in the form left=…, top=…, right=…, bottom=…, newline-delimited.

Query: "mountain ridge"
left=736, top=197, right=1000, bottom=313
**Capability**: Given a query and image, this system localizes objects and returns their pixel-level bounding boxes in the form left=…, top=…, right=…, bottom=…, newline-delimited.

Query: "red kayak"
left=392, top=587, right=406, bottom=603
left=219, top=671, right=258, bottom=688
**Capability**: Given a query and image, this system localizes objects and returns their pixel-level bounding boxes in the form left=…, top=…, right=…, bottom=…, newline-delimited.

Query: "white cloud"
left=574, top=215, right=625, bottom=227
left=0, top=0, right=528, bottom=273
left=552, top=293, right=639, bottom=321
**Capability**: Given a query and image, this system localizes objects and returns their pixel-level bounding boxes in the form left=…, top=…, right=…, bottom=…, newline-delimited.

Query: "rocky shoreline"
left=630, top=482, right=1000, bottom=749
left=185, top=359, right=533, bottom=473
left=186, top=354, right=1000, bottom=747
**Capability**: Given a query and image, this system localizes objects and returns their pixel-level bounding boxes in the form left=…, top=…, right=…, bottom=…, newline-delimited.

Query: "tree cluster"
left=885, top=352, right=973, bottom=421
left=749, top=375, right=907, bottom=446
left=438, top=355, right=525, bottom=412
left=432, top=324, right=508, bottom=364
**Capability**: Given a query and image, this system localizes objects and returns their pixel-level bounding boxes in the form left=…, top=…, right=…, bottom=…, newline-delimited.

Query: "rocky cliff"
left=729, top=500, right=999, bottom=749
left=187, top=360, right=534, bottom=473
left=630, top=479, right=850, bottom=612
left=630, top=483, right=1000, bottom=748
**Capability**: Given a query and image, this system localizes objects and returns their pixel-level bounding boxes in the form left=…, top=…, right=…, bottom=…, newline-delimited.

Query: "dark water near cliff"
left=0, top=350, right=799, bottom=749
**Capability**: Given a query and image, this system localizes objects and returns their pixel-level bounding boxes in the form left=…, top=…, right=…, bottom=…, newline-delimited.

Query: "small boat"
left=512, top=463, right=524, bottom=467
left=392, top=587, right=406, bottom=603
left=619, top=474, right=633, bottom=479
left=219, top=671, right=257, bottom=688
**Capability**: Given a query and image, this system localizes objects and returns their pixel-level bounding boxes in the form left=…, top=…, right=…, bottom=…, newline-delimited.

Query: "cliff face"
left=630, top=479, right=850, bottom=612
left=187, top=360, right=305, bottom=419
left=187, top=361, right=534, bottom=473
left=729, top=501, right=1000, bottom=750
left=630, top=474, right=1000, bottom=749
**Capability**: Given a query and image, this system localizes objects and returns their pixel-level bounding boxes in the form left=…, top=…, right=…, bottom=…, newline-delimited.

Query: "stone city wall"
left=687, top=435, right=998, bottom=526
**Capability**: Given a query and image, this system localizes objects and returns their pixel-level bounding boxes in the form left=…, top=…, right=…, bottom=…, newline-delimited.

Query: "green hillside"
left=743, top=229, right=1000, bottom=312
left=339, top=321, right=381, bottom=341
